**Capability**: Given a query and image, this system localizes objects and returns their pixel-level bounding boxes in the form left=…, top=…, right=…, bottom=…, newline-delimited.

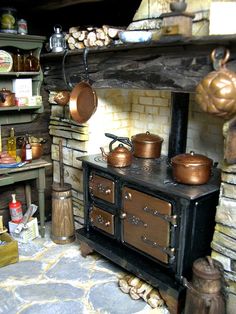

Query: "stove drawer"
left=89, top=172, right=115, bottom=204
left=121, top=187, right=176, bottom=264
left=90, top=205, right=115, bottom=235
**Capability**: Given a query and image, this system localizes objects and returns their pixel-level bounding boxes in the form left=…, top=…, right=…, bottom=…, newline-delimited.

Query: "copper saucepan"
left=171, top=151, right=213, bottom=185
left=131, top=131, right=163, bottom=159
left=69, top=48, right=97, bottom=123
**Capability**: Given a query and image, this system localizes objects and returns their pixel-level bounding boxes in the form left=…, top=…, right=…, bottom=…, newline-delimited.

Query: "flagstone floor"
left=0, top=223, right=169, bottom=314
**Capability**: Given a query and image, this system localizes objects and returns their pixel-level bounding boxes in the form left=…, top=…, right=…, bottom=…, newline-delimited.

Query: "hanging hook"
left=83, top=47, right=90, bottom=83
left=211, top=47, right=230, bottom=70
left=62, top=49, right=73, bottom=91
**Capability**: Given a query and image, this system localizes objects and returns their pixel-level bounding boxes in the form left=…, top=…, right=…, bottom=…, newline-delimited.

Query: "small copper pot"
left=54, top=90, right=70, bottom=106
left=0, top=88, right=15, bottom=107
left=131, top=131, right=163, bottom=159
left=31, top=143, right=43, bottom=160
left=171, top=151, right=213, bottom=185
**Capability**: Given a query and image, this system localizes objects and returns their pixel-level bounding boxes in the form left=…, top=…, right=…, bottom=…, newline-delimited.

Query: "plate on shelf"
left=0, top=161, right=27, bottom=168
left=118, top=30, right=152, bottom=43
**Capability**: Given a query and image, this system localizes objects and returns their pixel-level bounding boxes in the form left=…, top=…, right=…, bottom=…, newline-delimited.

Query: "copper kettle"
left=0, top=88, right=15, bottom=107
left=100, top=133, right=133, bottom=168
left=100, top=144, right=132, bottom=168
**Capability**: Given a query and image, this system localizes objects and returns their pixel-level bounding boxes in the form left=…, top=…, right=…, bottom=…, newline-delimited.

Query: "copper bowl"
left=31, top=143, right=43, bottom=160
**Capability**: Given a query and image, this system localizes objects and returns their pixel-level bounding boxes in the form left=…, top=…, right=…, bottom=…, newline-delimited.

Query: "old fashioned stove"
left=76, top=154, right=220, bottom=313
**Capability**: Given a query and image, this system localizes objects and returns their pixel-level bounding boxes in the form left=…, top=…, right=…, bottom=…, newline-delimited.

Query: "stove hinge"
left=143, top=206, right=177, bottom=226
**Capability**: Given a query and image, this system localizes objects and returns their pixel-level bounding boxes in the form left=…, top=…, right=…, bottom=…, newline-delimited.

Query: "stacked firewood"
left=65, top=25, right=124, bottom=50
left=118, top=274, right=165, bottom=308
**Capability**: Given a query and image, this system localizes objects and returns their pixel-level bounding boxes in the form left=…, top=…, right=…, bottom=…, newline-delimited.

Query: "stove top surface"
left=80, top=154, right=221, bottom=200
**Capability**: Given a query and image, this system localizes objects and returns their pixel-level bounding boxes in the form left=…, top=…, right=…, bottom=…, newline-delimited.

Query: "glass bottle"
left=21, top=134, right=32, bottom=162
left=7, top=127, right=16, bottom=158
left=24, top=51, right=40, bottom=72
left=13, top=48, right=24, bottom=72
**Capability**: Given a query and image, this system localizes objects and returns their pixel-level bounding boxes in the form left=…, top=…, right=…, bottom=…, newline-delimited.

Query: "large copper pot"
left=171, top=151, right=213, bottom=185
left=131, top=131, right=163, bottom=159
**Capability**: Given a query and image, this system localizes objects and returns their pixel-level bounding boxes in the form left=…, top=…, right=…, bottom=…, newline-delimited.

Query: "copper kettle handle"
left=105, top=133, right=132, bottom=152
left=0, top=92, right=6, bottom=103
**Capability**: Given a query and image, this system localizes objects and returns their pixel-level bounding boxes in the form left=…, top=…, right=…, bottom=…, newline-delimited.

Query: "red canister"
left=9, top=194, right=23, bottom=223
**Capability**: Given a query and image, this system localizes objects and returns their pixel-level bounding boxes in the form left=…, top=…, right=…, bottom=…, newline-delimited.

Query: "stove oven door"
left=121, top=187, right=176, bottom=264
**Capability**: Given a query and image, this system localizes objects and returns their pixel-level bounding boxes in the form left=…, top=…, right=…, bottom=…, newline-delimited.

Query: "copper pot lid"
left=171, top=151, right=213, bottom=166
left=69, top=81, right=97, bottom=124
left=193, top=256, right=222, bottom=280
left=132, top=131, right=163, bottom=143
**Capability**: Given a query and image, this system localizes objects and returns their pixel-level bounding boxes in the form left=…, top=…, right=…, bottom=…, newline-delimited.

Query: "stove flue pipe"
left=168, top=92, right=189, bottom=159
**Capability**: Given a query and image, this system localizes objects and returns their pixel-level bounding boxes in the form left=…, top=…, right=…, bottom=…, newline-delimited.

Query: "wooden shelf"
left=0, top=33, right=46, bottom=125
left=0, top=72, right=40, bottom=77
left=0, top=105, right=41, bottom=111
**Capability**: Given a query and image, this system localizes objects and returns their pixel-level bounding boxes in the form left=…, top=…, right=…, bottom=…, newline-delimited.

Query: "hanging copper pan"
left=69, top=48, right=97, bottom=123
left=69, top=81, right=97, bottom=123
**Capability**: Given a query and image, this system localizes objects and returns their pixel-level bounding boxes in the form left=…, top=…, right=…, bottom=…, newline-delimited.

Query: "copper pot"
left=131, top=131, right=163, bottom=158
left=54, top=90, right=70, bottom=106
left=0, top=88, right=15, bottom=107
left=31, top=143, right=43, bottom=160
left=100, top=144, right=132, bottom=167
left=171, top=151, right=213, bottom=185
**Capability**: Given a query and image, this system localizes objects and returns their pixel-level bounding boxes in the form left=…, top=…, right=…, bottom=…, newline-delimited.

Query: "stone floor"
left=0, top=223, right=169, bottom=314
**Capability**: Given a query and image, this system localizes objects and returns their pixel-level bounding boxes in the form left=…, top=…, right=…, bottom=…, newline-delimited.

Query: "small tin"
left=17, top=18, right=27, bottom=35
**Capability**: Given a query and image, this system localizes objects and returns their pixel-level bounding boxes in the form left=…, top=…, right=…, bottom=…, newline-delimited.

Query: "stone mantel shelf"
left=41, top=34, right=236, bottom=92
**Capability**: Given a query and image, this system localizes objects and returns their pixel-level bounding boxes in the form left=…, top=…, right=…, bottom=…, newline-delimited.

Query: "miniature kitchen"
left=0, top=0, right=236, bottom=313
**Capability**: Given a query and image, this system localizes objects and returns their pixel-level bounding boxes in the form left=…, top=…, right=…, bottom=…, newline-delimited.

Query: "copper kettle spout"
left=100, top=147, right=108, bottom=159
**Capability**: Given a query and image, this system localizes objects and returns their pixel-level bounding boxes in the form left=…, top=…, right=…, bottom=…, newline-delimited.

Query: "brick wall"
left=50, top=87, right=225, bottom=229
left=88, top=89, right=224, bottom=162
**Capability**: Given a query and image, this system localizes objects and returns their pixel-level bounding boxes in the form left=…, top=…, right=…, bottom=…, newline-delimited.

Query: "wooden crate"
left=0, top=232, right=19, bottom=268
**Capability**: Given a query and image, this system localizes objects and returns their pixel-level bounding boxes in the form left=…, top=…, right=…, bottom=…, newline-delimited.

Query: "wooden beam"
left=33, top=0, right=105, bottom=10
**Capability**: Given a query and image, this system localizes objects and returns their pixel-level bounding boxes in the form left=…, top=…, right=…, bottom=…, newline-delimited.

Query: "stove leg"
left=79, top=241, right=94, bottom=257
left=159, top=288, right=185, bottom=314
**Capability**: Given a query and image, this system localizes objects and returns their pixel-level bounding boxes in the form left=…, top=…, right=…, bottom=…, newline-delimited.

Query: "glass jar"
left=13, top=48, right=24, bottom=72
left=24, top=51, right=40, bottom=72
left=0, top=7, right=17, bottom=34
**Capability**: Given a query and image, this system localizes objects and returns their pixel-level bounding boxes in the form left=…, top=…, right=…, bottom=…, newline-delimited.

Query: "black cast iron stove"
left=76, top=153, right=220, bottom=314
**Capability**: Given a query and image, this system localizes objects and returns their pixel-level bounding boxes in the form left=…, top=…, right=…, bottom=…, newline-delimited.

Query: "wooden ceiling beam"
left=33, top=0, right=105, bottom=10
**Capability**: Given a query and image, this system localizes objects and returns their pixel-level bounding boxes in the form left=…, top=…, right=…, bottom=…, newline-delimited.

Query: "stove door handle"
left=141, top=235, right=175, bottom=258
left=143, top=206, right=177, bottom=226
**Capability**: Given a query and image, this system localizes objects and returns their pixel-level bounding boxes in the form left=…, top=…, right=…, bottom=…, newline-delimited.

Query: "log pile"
left=65, top=25, right=124, bottom=50
left=118, top=274, right=165, bottom=309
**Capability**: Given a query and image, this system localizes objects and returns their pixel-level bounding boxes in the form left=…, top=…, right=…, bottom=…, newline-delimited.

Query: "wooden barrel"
left=51, top=183, right=75, bottom=244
